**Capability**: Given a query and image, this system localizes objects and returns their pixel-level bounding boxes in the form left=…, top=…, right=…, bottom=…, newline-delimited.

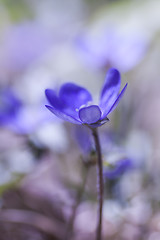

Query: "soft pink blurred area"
left=0, top=0, right=160, bottom=239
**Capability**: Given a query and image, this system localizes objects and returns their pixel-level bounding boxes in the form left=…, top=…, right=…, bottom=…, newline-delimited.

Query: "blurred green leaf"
left=1, top=0, right=33, bottom=21
left=0, top=174, right=25, bottom=196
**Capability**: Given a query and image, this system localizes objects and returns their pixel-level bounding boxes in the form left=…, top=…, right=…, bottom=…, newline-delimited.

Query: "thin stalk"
left=65, top=165, right=89, bottom=240
left=92, top=128, right=104, bottom=240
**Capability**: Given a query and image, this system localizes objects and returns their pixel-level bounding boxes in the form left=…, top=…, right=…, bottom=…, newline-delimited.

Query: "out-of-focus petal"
left=102, top=83, right=128, bottom=119
left=45, top=105, right=81, bottom=124
left=109, top=34, right=147, bottom=72
left=0, top=88, right=22, bottom=125
left=75, top=29, right=147, bottom=72
left=73, top=125, right=93, bottom=155
left=75, top=35, right=110, bottom=69
left=45, top=89, right=64, bottom=110
left=2, top=22, right=53, bottom=73
left=79, top=105, right=101, bottom=124
left=59, top=83, right=92, bottom=110
left=104, top=158, right=133, bottom=179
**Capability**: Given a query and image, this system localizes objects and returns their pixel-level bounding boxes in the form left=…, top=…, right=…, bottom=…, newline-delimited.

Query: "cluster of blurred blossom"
left=0, top=0, right=160, bottom=239
left=75, top=28, right=147, bottom=72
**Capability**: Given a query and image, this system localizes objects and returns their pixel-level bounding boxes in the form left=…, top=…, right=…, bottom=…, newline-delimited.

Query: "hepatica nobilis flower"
left=0, top=88, right=22, bottom=125
left=104, top=158, right=133, bottom=179
left=45, top=68, right=127, bottom=128
left=76, top=29, right=147, bottom=72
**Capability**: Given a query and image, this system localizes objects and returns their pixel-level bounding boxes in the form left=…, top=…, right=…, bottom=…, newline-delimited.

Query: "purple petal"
left=45, top=89, right=64, bottom=110
left=45, top=88, right=80, bottom=120
left=45, top=105, right=81, bottom=124
left=102, top=83, right=128, bottom=119
left=59, top=83, right=92, bottom=110
left=79, top=105, right=101, bottom=124
left=100, top=69, right=121, bottom=115
left=101, top=68, right=121, bottom=98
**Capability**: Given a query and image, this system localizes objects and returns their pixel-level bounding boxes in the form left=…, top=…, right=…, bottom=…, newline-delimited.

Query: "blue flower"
left=45, top=68, right=127, bottom=128
left=1, top=21, right=52, bottom=73
left=76, top=29, right=147, bottom=72
left=0, top=88, right=22, bottom=125
left=0, top=87, right=52, bottom=134
left=104, top=158, right=133, bottom=179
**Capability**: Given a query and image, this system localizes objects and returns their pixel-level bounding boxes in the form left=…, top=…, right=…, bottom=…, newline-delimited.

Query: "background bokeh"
left=0, top=0, right=160, bottom=239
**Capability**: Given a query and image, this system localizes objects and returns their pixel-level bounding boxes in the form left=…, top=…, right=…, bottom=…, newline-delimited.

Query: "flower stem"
left=92, top=128, right=104, bottom=240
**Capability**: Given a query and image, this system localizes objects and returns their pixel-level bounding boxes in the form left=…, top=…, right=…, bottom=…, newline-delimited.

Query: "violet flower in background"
left=76, top=29, right=147, bottom=72
left=0, top=87, right=53, bottom=134
left=45, top=68, right=127, bottom=128
left=73, top=124, right=134, bottom=178
left=104, top=158, right=133, bottom=179
left=0, top=88, right=22, bottom=125
left=11, top=105, right=53, bottom=134
left=0, top=21, right=53, bottom=74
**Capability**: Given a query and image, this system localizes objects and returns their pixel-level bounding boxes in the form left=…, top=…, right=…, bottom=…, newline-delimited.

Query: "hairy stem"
left=92, top=128, right=104, bottom=240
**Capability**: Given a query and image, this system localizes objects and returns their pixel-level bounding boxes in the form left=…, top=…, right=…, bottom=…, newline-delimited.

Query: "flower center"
left=78, top=105, right=102, bottom=124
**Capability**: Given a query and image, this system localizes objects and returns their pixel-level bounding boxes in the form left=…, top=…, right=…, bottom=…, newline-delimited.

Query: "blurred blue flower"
left=72, top=125, right=93, bottom=155
left=104, top=158, right=133, bottom=179
left=76, top=29, right=147, bottom=72
left=1, top=21, right=53, bottom=73
left=0, top=87, right=53, bottom=134
left=45, top=68, right=127, bottom=128
left=0, top=88, right=22, bottom=125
